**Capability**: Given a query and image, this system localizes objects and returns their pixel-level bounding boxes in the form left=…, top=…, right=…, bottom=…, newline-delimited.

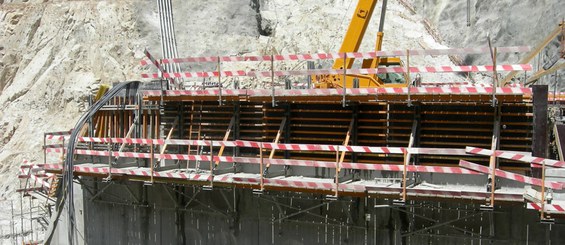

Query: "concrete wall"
left=50, top=178, right=564, bottom=245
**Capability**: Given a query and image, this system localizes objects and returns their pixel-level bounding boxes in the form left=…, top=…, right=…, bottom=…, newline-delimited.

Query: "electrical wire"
left=44, top=81, right=140, bottom=245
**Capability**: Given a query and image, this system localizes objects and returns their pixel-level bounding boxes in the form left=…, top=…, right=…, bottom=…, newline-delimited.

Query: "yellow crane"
left=312, top=0, right=406, bottom=88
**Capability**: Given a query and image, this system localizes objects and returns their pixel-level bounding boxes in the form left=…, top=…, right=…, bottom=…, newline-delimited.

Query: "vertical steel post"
left=61, top=138, right=65, bottom=164
left=466, top=0, right=471, bottom=27
left=335, top=148, right=339, bottom=197
left=553, top=71, right=558, bottom=106
left=107, top=138, right=112, bottom=180
left=342, top=53, right=347, bottom=107
left=406, top=49, right=412, bottom=107
left=150, top=140, right=154, bottom=183
left=541, top=159, right=546, bottom=220
left=218, top=57, right=222, bottom=106
left=271, top=55, right=276, bottom=107
left=532, top=85, right=549, bottom=177
left=210, top=140, right=214, bottom=188
left=260, top=142, right=264, bottom=191
left=43, top=133, right=46, bottom=164
left=402, top=148, right=408, bottom=201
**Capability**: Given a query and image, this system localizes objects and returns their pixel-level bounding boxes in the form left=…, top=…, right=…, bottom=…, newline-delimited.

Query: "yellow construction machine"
left=312, top=0, right=407, bottom=88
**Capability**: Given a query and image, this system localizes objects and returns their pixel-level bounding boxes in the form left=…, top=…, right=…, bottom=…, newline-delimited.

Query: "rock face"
left=406, top=0, right=564, bottom=70
left=0, top=0, right=147, bottom=240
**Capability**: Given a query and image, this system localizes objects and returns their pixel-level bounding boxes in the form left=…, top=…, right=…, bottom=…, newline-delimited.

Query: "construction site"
left=4, top=0, right=565, bottom=244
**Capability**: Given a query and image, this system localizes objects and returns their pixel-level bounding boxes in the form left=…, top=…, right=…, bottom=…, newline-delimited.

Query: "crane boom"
left=312, top=0, right=405, bottom=89
left=333, top=0, right=379, bottom=71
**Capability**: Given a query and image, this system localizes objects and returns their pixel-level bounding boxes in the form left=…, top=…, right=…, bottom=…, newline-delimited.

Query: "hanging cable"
left=44, top=81, right=140, bottom=245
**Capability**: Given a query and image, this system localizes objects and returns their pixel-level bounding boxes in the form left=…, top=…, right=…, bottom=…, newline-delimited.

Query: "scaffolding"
left=17, top=42, right=565, bottom=243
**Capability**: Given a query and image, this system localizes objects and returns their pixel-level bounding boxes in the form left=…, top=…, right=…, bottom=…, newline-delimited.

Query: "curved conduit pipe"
left=45, top=81, right=141, bottom=245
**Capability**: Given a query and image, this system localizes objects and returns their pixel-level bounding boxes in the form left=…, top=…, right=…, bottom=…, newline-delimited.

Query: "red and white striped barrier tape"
left=141, top=89, right=248, bottom=97
left=143, top=49, right=164, bottom=71
left=141, top=64, right=532, bottom=79
left=72, top=136, right=475, bottom=156
left=45, top=130, right=72, bottom=140
left=466, top=146, right=565, bottom=168
left=18, top=162, right=52, bottom=189
left=246, top=87, right=532, bottom=97
left=459, top=160, right=564, bottom=189
left=45, top=148, right=66, bottom=154
left=42, top=164, right=228, bottom=183
left=143, top=49, right=176, bottom=85
left=40, top=162, right=519, bottom=199
left=240, top=157, right=477, bottom=174
left=66, top=147, right=476, bottom=175
left=142, top=87, right=532, bottom=97
left=527, top=203, right=565, bottom=213
left=140, top=46, right=530, bottom=65
left=421, top=82, right=524, bottom=87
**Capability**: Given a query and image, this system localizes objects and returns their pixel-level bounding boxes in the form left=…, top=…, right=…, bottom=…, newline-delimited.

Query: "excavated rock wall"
left=406, top=0, right=564, bottom=86
left=0, top=1, right=146, bottom=242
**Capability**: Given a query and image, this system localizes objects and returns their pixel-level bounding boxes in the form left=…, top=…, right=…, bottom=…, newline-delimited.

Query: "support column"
left=351, top=104, right=359, bottom=163
left=283, top=104, right=291, bottom=176
left=532, top=85, right=549, bottom=158
left=233, top=102, right=241, bottom=172
left=532, top=85, right=549, bottom=178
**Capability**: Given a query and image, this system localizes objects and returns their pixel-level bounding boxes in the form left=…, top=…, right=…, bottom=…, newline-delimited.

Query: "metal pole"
left=165, top=0, right=183, bottom=89
left=553, top=72, right=558, bottom=106
left=218, top=57, right=222, bottom=106
left=150, top=140, right=154, bottom=183
left=107, top=139, right=112, bottom=180
left=61, top=138, right=65, bottom=164
left=541, top=158, right=546, bottom=220
left=407, top=49, right=412, bottom=107
left=467, top=0, right=471, bottom=27
left=260, top=142, right=264, bottom=190
left=402, top=149, right=408, bottom=201
left=43, top=133, right=46, bottom=164
left=210, top=140, right=214, bottom=188
left=335, top=148, right=339, bottom=197
left=157, top=0, right=166, bottom=78
left=271, top=55, right=276, bottom=107
left=343, top=53, right=347, bottom=107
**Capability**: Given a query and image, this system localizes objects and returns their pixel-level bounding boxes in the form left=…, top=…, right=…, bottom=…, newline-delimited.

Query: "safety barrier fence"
left=140, top=46, right=532, bottom=95
left=18, top=160, right=53, bottom=193
left=141, top=46, right=530, bottom=65
left=527, top=203, right=565, bottom=214
left=36, top=136, right=564, bottom=198
left=466, top=146, right=565, bottom=168
left=141, top=86, right=532, bottom=97
left=36, top=126, right=565, bottom=217
left=141, top=65, right=532, bottom=79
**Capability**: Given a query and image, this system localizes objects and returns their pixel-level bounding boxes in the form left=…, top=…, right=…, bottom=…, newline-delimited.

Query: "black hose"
left=45, top=81, right=140, bottom=245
